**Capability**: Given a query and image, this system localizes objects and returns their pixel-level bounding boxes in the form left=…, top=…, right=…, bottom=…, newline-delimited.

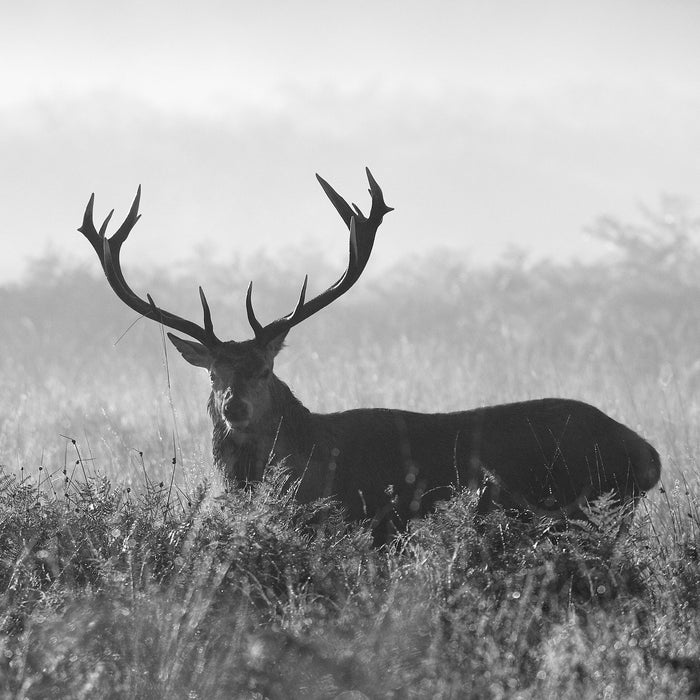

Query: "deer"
left=78, top=168, right=661, bottom=543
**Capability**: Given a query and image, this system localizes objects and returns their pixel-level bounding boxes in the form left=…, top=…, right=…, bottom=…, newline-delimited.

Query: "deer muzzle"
left=221, top=393, right=253, bottom=429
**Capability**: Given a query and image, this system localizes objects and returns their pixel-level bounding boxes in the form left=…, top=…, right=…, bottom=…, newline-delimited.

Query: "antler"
left=246, top=167, right=393, bottom=345
left=78, top=186, right=221, bottom=347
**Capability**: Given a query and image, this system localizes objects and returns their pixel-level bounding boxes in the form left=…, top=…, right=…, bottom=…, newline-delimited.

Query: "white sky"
left=1, top=0, right=699, bottom=282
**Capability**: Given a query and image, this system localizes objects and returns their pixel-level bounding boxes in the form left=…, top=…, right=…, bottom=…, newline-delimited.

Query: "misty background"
left=1, top=0, right=699, bottom=283
left=1, top=1, right=699, bottom=484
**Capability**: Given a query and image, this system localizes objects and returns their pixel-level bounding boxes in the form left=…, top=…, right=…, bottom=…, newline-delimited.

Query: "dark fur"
left=210, top=373, right=661, bottom=543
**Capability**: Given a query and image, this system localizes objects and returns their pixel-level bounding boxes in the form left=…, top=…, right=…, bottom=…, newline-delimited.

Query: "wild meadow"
left=0, top=201, right=699, bottom=698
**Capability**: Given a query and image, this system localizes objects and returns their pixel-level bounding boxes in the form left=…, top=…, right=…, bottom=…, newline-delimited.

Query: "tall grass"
left=0, top=199, right=699, bottom=697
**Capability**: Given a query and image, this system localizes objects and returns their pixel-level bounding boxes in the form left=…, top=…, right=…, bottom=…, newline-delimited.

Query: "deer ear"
left=265, top=329, right=289, bottom=358
left=167, top=333, right=211, bottom=368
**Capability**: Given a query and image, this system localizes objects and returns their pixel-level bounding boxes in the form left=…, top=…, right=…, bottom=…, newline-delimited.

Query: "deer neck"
left=208, top=375, right=315, bottom=486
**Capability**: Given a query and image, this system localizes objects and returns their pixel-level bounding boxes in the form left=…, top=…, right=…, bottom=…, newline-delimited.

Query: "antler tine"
left=111, top=184, right=142, bottom=247
left=79, top=189, right=221, bottom=347
left=78, top=194, right=104, bottom=258
left=248, top=169, right=392, bottom=345
left=316, top=173, right=356, bottom=229
left=246, top=282, right=264, bottom=339
left=294, top=275, right=309, bottom=313
left=365, top=167, right=393, bottom=216
left=282, top=274, right=311, bottom=327
left=78, top=188, right=139, bottom=266
left=198, top=286, right=218, bottom=345
left=98, top=210, right=115, bottom=238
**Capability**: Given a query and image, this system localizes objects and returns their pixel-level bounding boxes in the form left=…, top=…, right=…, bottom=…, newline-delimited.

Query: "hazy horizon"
left=2, top=1, right=699, bottom=283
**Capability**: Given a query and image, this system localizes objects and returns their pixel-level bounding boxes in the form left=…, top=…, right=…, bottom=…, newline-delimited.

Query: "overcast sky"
left=1, top=0, right=699, bottom=283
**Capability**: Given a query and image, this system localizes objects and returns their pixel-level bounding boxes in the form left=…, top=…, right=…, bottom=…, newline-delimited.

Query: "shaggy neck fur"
left=209, top=375, right=315, bottom=487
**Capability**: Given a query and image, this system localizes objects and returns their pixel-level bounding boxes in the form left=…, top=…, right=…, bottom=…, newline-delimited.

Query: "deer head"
left=79, top=169, right=393, bottom=441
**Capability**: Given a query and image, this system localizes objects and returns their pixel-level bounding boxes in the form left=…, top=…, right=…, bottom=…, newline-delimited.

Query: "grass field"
left=1, top=204, right=699, bottom=698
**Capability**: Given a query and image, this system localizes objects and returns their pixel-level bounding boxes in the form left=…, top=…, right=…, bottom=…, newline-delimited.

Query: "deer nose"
left=222, top=395, right=252, bottom=426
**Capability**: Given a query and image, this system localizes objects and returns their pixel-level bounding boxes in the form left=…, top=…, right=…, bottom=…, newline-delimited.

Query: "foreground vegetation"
left=0, top=462, right=697, bottom=699
left=0, top=199, right=699, bottom=697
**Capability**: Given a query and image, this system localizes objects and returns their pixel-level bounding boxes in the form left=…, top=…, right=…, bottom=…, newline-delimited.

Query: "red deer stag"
left=79, top=168, right=661, bottom=543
